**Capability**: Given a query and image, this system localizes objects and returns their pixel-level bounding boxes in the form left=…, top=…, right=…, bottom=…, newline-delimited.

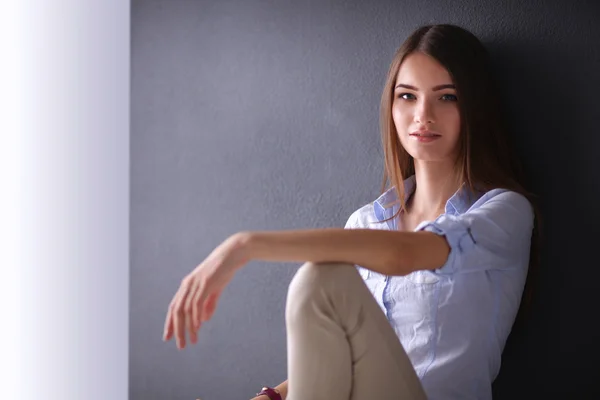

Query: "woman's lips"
left=409, top=130, right=441, bottom=143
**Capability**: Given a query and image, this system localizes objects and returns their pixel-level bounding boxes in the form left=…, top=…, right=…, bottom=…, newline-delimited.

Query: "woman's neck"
left=407, top=159, right=462, bottom=218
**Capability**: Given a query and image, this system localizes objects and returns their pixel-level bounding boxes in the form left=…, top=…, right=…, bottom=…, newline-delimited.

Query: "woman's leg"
left=285, top=262, right=427, bottom=400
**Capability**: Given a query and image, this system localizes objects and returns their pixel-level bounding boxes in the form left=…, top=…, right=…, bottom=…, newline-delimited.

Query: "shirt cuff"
left=415, top=214, right=476, bottom=274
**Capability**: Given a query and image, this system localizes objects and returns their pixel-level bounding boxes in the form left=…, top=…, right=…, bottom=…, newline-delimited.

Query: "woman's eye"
left=398, top=93, right=416, bottom=100
left=441, top=94, right=458, bottom=101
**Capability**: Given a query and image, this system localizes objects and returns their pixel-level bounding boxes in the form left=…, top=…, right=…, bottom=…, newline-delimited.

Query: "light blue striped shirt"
left=344, top=175, right=534, bottom=400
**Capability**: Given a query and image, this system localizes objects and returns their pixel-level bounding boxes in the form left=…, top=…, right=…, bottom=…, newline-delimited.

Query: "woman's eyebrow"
left=394, top=83, right=456, bottom=91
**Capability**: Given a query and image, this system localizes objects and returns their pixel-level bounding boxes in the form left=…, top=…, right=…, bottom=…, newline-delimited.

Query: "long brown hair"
left=379, top=24, right=541, bottom=324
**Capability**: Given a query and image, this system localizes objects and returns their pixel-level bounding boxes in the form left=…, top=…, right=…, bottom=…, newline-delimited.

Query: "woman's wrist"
left=226, top=231, right=255, bottom=268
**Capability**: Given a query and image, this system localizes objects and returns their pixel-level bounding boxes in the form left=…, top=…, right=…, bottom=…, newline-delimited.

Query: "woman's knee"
left=288, top=261, right=353, bottom=295
left=285, top=262, right=356, bottom=320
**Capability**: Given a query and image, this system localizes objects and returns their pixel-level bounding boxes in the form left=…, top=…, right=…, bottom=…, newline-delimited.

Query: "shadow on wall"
left=487, top=38, right=599, bottom=398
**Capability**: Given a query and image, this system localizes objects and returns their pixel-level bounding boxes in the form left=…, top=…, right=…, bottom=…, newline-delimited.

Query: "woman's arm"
left=163, top=228, right=447, bottom=348
left=238, top=228, right=449, bottom=276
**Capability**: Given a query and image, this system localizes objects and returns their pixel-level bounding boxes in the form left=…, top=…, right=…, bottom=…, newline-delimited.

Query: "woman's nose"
left=414, top=100, right=435, bottom=124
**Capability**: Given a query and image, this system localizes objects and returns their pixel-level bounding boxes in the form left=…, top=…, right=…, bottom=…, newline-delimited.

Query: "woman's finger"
left=163, top=299, right=176, bottom=341
left=202, top=293, right=216, bottom=322
left=202, top=288, right=222, bottom=322
left=190, top=280, right=205, bottom=333
left=184, top=280, right=201, bottom=344
left=173, top=279, right=192, bottom=349
left=173, top=296, right=187, bottom=349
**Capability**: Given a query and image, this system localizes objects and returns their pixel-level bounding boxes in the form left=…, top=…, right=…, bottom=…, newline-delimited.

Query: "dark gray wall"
left=131, top=1, right=600, bottom=399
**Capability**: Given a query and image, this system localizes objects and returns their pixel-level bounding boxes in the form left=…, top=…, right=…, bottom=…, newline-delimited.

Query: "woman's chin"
left=407, top=152, right=451, bottom=164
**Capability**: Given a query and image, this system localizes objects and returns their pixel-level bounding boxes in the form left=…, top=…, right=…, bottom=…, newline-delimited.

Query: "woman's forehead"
left=395, top=53, right=454, bottom=88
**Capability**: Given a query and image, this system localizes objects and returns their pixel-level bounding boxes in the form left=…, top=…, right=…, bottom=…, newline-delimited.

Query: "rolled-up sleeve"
left=415, top=189, right=535, bottom=275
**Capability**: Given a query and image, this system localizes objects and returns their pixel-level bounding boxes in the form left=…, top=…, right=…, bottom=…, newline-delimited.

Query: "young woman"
left=163, top=24, right=540, bottom=400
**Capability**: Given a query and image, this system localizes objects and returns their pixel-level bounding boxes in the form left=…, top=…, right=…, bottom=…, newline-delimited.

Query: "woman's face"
left=392, top=52, right=461, bottom=163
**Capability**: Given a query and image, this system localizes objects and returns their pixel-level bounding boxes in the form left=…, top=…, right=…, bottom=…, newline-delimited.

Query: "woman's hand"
left=162, top=232, right=251, bottom=349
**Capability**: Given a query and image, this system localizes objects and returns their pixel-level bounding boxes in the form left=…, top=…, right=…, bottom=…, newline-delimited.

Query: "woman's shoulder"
left=468, top=187, right=532, bottom=211
left=463, top=187, right=535, bottom=224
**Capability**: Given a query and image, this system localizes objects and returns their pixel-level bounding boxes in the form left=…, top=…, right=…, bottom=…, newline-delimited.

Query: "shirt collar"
left=373, top=175, right=415, bottom=229
left=373, top=175, right=482, bottom=225
left=445, top=183, right=481, bottom=215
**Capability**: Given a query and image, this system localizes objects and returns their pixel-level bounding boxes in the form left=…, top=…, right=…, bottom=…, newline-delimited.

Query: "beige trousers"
left=285, top=262, right=428, bottom=400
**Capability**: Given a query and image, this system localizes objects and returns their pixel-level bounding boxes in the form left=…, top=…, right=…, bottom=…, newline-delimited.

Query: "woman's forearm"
left=236, top=228, right=447, bottom=276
